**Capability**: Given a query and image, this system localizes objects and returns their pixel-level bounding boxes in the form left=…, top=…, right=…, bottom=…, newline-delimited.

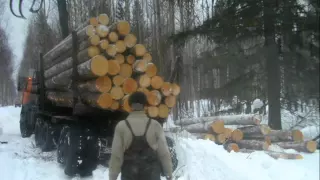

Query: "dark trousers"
left=121, top=160, right=161, bottom=180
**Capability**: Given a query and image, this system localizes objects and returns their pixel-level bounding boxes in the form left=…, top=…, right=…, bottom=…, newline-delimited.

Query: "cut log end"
left=292, top=130, right=304, bottom=142
left=113, top=75, right=125, bottom=86
left=132, top=44, right=146, bottom=57
left=89, top=17, right=99, bottom=26
left=120, top=63, right=133, bottom=78
left=137, top=88, right=150, bottom=95
left=115, top=54, right=125, bottom=64
left=223, top=128, right=233, bottom=139
left=231, top=129, right=244, bottom=142
left=107, top=60, right=121, bottom=76
left=108, top=31, right=119, bottom=43
left=165, top=95, right=176, bottom=108
left=306, top=141, right=317, bottom=153
left=146, top=63, right=157, bottom=77
left=110, top=86, right=124, bottom=100
left=116, top=21, right=131, bottom=36
left=147, top=106, right=159, bottom=118
left=138, top=74, right=151, bottom=88
left=143, top=53, right=152, bottom=62
left=90, top=55, right=109, bottom=76
left=161, top=82, right=172, bottom=96
left=99, top=39, right=109, bottom=50
left=89, top=34, right=101, bottom=46
left=210, top=120, right=225, bottom=134
left=97, top=93, right=113, bottom=109
left=122, top=95, right=132, bottom=112
left=133, top=60, right=148, bottom=73
left=147, top=90, right=162, bottom=106
left=215, top=134, right=226, bottom=144
left=151, top=76, right=164, bottom=89
left=122, top=78, right=138, bottom=94
left=158, top=104, right=169, bottom=118
left=106, top=45, right=117, bottom=57
left=88, top=46, right=101, bottom=58
left=126, top=55, right=136, bottom=64
left=96, top=76, right=112, bottom=92
left=204, top=134, right=216, bottom=141
left=260, top=125, right=271, bottom=135
left=86, top=25, right=96, bottom=36
left=96, top=25, right=109, bottom=38
left=110, top=100, right=120, bottom=110
left=124, top=34, right=137, bottom=48
left=98, top=13, right=110, bottom=25
left=226, top=143, right=240, bottom=152
left=115, top=40, right=127, bottom=53
left=171, top=83, right=181, bottom=96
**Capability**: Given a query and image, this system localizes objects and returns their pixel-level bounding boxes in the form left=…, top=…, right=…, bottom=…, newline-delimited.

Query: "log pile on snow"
left=35, top=13, right=180, bottom=119
left=174, top=114, right=318, bottom=159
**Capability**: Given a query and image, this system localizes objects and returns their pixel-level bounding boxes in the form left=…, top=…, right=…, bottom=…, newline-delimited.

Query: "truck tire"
left=64, top=125, right=99, bottom=177
left=20, top=112, right=33, bottom=138
left=57, top=125, right=70, bottom=165
left=165, top=136, right=178, bottom=173
left=40, top=120, right=56, bottom=152
left=34, top=117, right=43, bottom=147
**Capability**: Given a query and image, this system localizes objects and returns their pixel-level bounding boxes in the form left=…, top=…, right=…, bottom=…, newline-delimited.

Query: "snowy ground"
left=0, top=106, right=319, bottom=180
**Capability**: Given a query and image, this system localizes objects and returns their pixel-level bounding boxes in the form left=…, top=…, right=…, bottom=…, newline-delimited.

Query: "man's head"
left=128, top=92, right=148, bottom=111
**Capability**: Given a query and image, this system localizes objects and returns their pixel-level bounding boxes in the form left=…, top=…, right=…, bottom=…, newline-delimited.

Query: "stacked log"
left=41, top=14, right=180, bottom=119
left=178, top=114, right=317, bottom=159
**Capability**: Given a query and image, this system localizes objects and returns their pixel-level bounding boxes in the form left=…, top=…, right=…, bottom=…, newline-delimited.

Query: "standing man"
left=108, top=92, right=173, bottom=180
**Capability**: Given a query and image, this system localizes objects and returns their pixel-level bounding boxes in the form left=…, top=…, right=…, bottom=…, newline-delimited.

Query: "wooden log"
left=137, top=74, right=151, bottom=88
left=108, top=31, right=119, bottom=43
left=81, top=92, right=113, bottom=109
left=99, top=39, right=109, bottom=50
left=113, top=75, right=125, bottom=86
left=122, top=78, right=138, bottom=94
left=175, top=114, right=262, bottom=126
left=182, top=120, right=221, bottom=134
left=44, top=47, right=100, bottom=79
left=151, top=76, right=164, bottom=89
left=223, top=142, right=240, bottom=152
left=158, top=104, right=169, bottom=118
left=238, top=125, right=271, bottom=138
left=133, top=60, right=148, bottom=73
left=147, top=106, right=159, bottom=118
left=126, top=55, right=136, bottom=64
left=78, top=76, right=112, bottom=93
left=143, top=53, right=152, bottom=62
left=111, top=21, right=131, bottom=36
left=97, top=14, right=110, bottom=25
left=164, top=95, right=176, bottom=108
left=230, top=129, right=244, bottom=142
left=43, top=25, right=96, bottom=69
left=237, top=140, right=270, bottom=150
left=171, top=83, right=181, bottom=96
left=46, top=91, right=73, bottom=107
left=89, top=34, right=101, bottom=46
left=96, top=24, right=109, bottom=38
left=131, top=44, right=146, bottom=57
left=110, top=86, right=124, bottom=100
left=242, top=129, right=304, bottom=143
left=224, top=128, right=233, bottom=139
left=89, top=17, right=99, bottom=26
left=215, top=134, right=226, bottom=144
left=106, top=44, right=117, bottom=57
left=115, top=54, right=125, bottom=64
left=145, top=63, right=157, bottom=77
left=119, top=63, right=133, bottom=78
left=211, top=120, right=225, bottom=134
left=110, top=100, right=120, bottom=110
left=161, top=82, right=172, bottom=96
left=115, top=40, right=127, bottom=53
left=274, top=141, right=317, bottom=153
left=147, top=90, right=162, bottom=106
left=137, top=87, right=150, bottom=95
left=204, top=134, right=216, bottom=141
left=124, top=34, right=137, bottom=48
left=121, top=95, right=132, bottom=112
left=107, top=60, right=121, bottom=76
left=239, top=149, right=303, bottom=160
left=45, top=55, right=109, bottom=89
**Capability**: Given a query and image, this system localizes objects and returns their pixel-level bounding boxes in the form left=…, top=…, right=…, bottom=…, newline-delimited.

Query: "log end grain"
left=117, top=21, right=131, bottom=36
left=115, top=54, right=125, bottom=64
left=133, top=60, right=148, bottom=73
left=110, top=100, right=120, bottom=110
left=126, top=55, right=136, bottom=64
left=107, top=60, right=121, bottom=76
left=96, top=76, right=112, bottom=92
left=165, top=95, right=176, bottom=108
left=215, top=134, right=226, bottom=144
left=137, top=87, right=150, bottom=95
left=210, top=120, right=225, bottom=134
left=96, top=24, right=109, bottom=38
left=143, top=52, right=152, bottom=62
left=122, top=78, right=138, bottom=94
left=124, top=34, right=137, bottom=48
left=86, top=25, right=96, bottom=36
left=151, top=76, right=164, bottom=89
left=204, top=134, right=216, bottom=141
left=99, top=39, right=109, bottom=50
left=108, top=31, right=119, bottom=42
left=161, top=82, right=172, bottom=96
left=138, top=74, right=151, bottom=88
left=146, top=63, right=157, bottom=77
left=119, top=63, right=133, bottom=78
left=113, top=75, right=125, bottom=86
left=231, top=129, right=244, bottom=142
left=88, top=46, right=101, bottom=58
left=89, top=17, right=99, bottom=26
left=226, top=143, right=240, bottom=152
left=292, top=130, right=304, bottom=142
left=133, top=44, right=146, bottom=57
left=90, top=55, right=109, bottom=76
left=106, top=45, right=117, bottom=57
left=158, top=104, right=169, bottom=118
left=260, top=124, right=271, bottom=135
left=110, top=86, right=124, bottom=100
left=89, top=34, right=101, bottom=46
left=97, top=93, right=113, bottom=109
left=122, top=95, right=132, bottom=112
left=306, top=141, right=317, bottom=153
left=171, top=83, right=181, bottom=96
left=115, top=40, right=127, bottom=53
left=223, top=128, right=233, bottom=139
left=98, top=13, right=110, bottom=25
left=147, top=106, right=159, bottom=118
left=147, top=90, right=162, bottom=106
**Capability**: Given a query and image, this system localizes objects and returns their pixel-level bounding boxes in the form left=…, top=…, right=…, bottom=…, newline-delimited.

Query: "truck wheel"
left=40, top=120, right=55, bottom=152
left=20, top=113, right=33, bottom=138
left=57, top=126, right=70, bottom=165
left=165, top=136, right=178, bottom=173
left=34, top=117, right=43, bottom=147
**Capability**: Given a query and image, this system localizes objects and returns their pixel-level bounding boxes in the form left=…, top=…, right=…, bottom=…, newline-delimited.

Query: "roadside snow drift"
left=0, top=106, right=319, bottom=180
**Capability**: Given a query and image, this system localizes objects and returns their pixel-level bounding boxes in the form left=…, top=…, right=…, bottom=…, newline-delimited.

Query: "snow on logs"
left=41, top=13, right=180, bottom=119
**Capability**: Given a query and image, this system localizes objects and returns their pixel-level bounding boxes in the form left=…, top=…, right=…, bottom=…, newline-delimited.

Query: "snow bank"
left=0, top=106, right=319, bottom=180
left=301, top=126, right=319, bottom=140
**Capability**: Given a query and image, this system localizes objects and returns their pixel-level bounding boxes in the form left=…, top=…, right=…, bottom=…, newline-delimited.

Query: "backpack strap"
left=125, top=119, right=135, bottom=136
left=143, top=119, right=152, bottom=137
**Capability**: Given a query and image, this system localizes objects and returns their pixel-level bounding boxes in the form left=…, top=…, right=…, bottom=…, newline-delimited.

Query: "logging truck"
left=16, top=14, right=179, bottom=177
